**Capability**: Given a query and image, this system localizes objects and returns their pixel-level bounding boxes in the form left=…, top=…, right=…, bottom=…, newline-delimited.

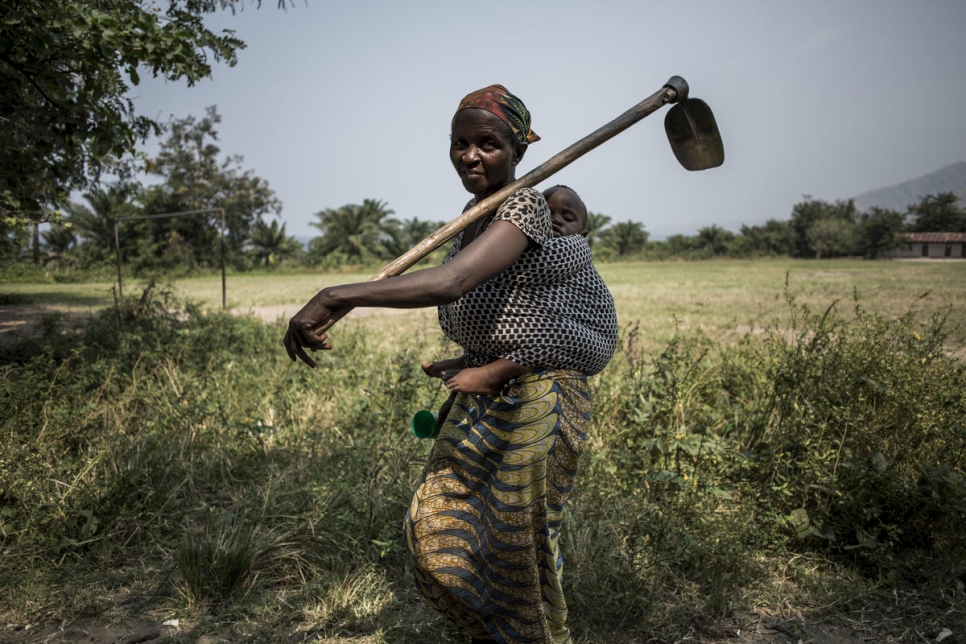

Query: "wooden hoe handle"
left=315, top=80, right=683, bottom=333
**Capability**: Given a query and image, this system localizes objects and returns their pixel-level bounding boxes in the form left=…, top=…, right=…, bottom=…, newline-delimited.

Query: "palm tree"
left=247, top=219, right=301, bottom=266
left=67, top=186, right=138, bottom=251
left=382, top=216, right=444, bottom=257
left=309, top=198, right=395, bottom=263
left=41, top=223, right=77, bottom=264
left=584, top=211, right=612, bottom=248
left=599, top=220, right=649, bottom=256
left=696, top=225, right=735, bottom=255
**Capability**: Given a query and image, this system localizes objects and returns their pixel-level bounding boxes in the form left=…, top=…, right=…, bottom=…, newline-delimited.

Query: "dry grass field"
left=4, top=258, right=964, bottom=356
left=2, top=258, right=965, bottom=644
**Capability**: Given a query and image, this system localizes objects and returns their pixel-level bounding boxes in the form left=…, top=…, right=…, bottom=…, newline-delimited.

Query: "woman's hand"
left=283, top=290, right=338, bottom=368
left=422, top=356, right=466, bottom=378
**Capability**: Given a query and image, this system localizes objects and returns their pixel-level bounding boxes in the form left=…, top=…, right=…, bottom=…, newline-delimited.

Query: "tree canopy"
left=907, top=192, right=966, bottom=233
left=856, top=207, right=905, bottom=259
left=309, top=199, right=396, bottom=264
left=598, top=220, right=649, bottom=256
left=789, top=197, right=858, bottom=258
left=0, top=0, right=287, bottom=227
left=140, top=106, right=282, bottom=265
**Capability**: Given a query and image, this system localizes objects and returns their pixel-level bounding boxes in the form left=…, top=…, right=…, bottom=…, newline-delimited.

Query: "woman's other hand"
left=422, top=357, right=465, bottom=378
left=283, top=290, right=338, bottom=367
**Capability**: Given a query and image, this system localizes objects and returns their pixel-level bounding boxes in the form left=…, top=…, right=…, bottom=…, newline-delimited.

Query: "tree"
left=247, top=219, right=301, bottom=266
left=807, top=218, right=855, bottom=259
left=382, top=216, right=445, bottom=257
left=66, top=185, right=139, bottom=258
left=737, top=219, right=795, bottom=256
left=309, top=199, right=396, bottom=263
left=584, top=211, right=611, bottom=248
left=695, top=225, right=735, bottom=255
left=789, top=197, right=858, bottom=258
left=664, top=234, right=697, bottom=256
left=856, top=207, right=905, bottom=259
left=41, top=222, right=76, bottom=265
left=0, top=0, right=255, bottom=226
left=907, top=192, right=966, bottom=232
left=140, top=106, right=281, bottom=269
left=598, top=220, right=649, bottom=256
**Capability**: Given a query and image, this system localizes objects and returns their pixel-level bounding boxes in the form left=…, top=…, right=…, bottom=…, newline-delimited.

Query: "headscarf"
left=455, top=84, right=540, bottom=146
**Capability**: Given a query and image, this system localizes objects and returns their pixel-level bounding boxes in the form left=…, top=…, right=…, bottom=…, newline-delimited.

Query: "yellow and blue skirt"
left=404, top=370, right=590, bottom=644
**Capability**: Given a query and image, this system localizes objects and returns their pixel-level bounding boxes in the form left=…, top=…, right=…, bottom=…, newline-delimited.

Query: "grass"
left=600, top=258, right=966, bottom=353
left=4, top=258, right=964, bottom=351
left=1, top=258, right=965, bottom=643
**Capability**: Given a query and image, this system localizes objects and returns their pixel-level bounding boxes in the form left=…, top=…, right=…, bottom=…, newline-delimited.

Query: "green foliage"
left=598, top=220, right=649, bottom=257
left=177, top=514, right=258, bottom=607
left=856, top=206, right=905, bottom=259
left=789, top=197, right=859, bottom=258
left=0, top=221, right=32, bottom=263
left=908, top=192, right=966, bottom=232
left=0, top=0, right=245, bottom=226
left=246, top=218, right=302, bottom=267
left=584, top=211, right=612, bottom=249
left=308, top=198, right=397, bottom=265
left=0, top=284, right=963, bottom=640
left=582, top=192, right=957, bottom=262
left=806, top=217, right=856, bottom=258
left=40, top=221, right=76, bottom=258
left=381, top=216, right=447, bottom=258
left=139, top=106, right=282, bottom=270
left=736, top=294, right=966, bottom=568
left=737, top=219, right=796, bottom=257
left=695, top=224, right=735, bottom=255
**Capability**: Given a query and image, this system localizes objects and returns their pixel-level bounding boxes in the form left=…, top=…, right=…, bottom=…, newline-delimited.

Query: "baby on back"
left=423, top=184, right=615, bottom=395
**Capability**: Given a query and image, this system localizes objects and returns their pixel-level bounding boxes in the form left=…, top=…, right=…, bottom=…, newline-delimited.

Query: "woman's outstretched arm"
left=284, top=220, right=529, bottom=366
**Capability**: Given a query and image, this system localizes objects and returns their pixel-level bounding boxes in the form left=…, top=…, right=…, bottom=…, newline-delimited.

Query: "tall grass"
left=1, top=277, right=964, bottom=642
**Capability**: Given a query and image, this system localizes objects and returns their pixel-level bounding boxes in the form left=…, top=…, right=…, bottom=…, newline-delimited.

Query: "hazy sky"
left=131, top=0, right=966, bottom=240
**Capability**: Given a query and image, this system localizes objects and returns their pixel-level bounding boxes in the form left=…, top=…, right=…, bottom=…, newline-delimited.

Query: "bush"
left=1, top=285, right=962, bottom=640
left=734, top=296, right=966, bottom=569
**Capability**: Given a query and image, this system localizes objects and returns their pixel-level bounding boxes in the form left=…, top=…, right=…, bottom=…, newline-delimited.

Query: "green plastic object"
left=411, top=410, right=439, bottom=439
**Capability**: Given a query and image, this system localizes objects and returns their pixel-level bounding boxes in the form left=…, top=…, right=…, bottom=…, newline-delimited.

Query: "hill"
left=852, top=161, right=966, bottom=212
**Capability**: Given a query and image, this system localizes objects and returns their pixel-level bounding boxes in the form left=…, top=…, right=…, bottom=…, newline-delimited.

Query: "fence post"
left=220, top=209, right=226, bottom=310
left=114, top=220, right=122, bottom=298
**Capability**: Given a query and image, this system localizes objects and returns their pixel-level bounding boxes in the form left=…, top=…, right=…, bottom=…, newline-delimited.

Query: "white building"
left=885, top=232, right=966, bottom=259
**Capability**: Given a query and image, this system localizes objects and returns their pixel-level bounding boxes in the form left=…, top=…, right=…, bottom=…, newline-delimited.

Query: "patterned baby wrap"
left=438, top=188, right=618, bottom=375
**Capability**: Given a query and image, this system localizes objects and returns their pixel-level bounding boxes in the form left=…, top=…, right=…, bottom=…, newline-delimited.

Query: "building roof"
left=900, top=232, right=966, bottom=243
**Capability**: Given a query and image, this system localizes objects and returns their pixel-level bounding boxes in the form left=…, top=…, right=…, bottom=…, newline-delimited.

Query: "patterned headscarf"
left=455, top=84, right=540, bottom=145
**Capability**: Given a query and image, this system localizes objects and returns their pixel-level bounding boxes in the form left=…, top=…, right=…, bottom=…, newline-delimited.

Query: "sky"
left=130, top=0, right=966, bottom=241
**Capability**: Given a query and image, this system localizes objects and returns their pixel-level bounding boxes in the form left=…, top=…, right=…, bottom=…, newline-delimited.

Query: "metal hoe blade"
left=665, top=98, right=725, bottom=171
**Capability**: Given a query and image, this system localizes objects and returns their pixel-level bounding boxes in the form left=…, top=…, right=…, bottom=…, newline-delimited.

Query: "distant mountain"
left=853, top=161, right=966, bottom=212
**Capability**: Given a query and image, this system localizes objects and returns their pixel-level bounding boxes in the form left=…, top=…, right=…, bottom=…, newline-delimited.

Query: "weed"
left=176, top=515, right=258, bottom=608
left=0, top=275, right=964, bottom=642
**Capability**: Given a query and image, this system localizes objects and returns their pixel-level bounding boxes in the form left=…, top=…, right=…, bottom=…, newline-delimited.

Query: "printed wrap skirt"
left=404, top=370, right=590, bottom=644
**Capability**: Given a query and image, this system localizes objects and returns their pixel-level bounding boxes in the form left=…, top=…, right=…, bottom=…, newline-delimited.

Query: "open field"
left=2, top=258, right=965, bottom=644
left=3, top=259, right=965, bottom=355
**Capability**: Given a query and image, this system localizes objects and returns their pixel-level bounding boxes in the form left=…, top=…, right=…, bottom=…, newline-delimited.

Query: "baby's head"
left=543, top=185, right=588, bottom=238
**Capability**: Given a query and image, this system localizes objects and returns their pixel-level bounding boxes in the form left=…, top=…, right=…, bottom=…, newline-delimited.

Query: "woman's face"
left=450, top=109, right=523, bottom=200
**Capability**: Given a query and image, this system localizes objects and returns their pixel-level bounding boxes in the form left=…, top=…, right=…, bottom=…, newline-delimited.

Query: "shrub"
left=1, top=283, right=963, bottom=639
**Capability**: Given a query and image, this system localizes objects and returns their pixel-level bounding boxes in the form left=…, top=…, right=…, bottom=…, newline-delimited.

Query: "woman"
left=284, top=85, right=617, bottom=644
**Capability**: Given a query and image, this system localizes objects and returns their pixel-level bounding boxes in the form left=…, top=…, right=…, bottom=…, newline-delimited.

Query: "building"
left=885, top=232, right=966, bottom=259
